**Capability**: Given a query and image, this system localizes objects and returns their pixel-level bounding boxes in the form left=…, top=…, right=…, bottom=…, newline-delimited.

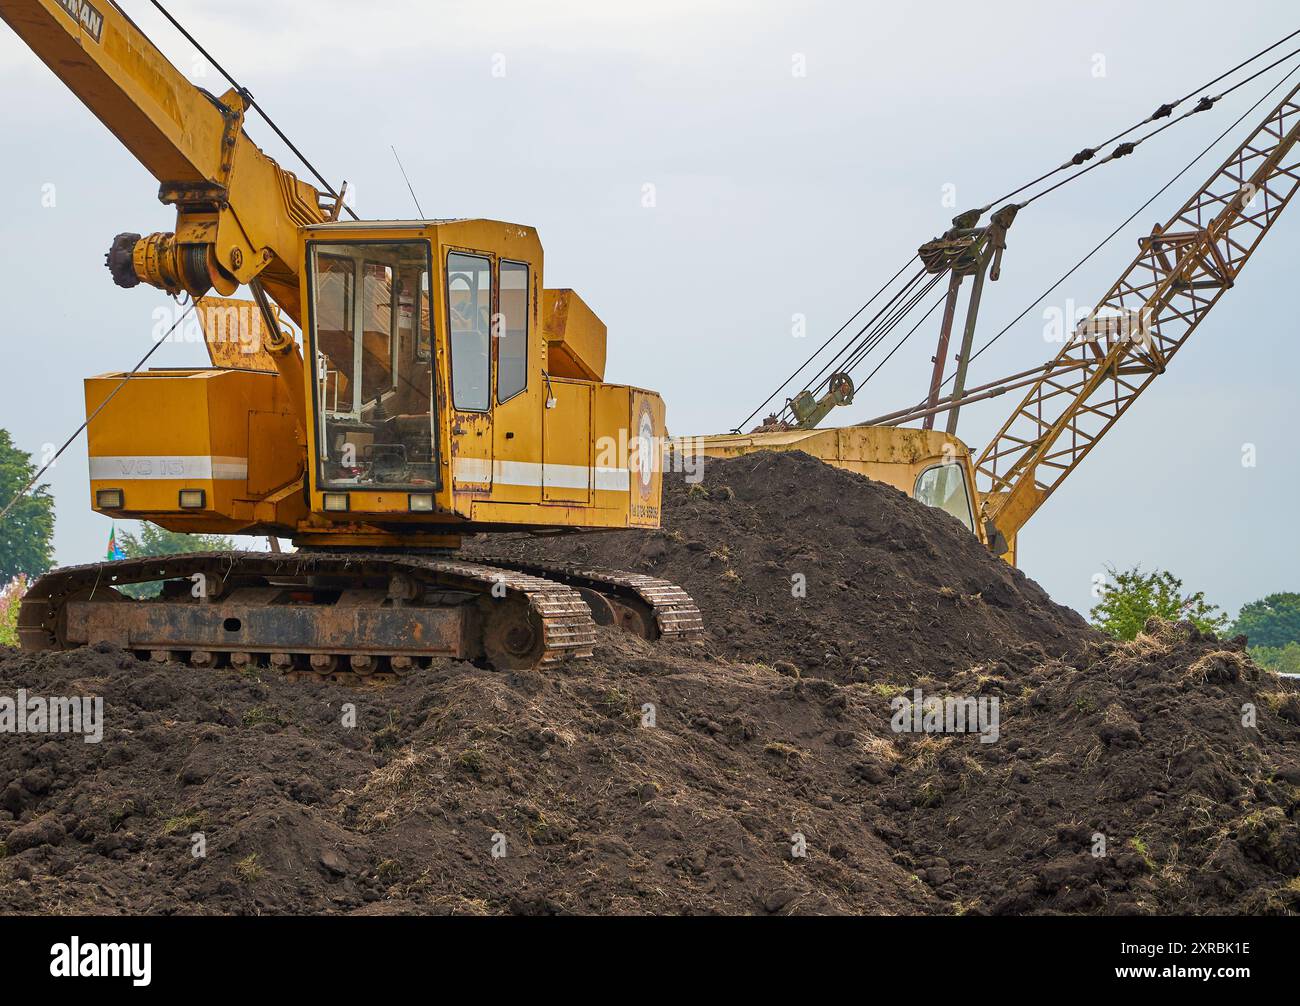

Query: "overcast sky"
left=0, top=0, right=1296, bottom=621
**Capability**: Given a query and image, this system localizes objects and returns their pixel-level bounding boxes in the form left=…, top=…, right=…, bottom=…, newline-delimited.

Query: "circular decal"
left=633, top=400, right=656, bottom=500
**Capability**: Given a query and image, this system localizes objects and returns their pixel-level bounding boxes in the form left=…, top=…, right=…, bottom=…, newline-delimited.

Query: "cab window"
left=447, top=252, right=492, bottom=411
left=308, top=240, right=438, bottom=490
left=914, top=463, right=975, bottom=532
left=498, top=261, right=529, bottom=402
left=360, top=261, right=394, bottom=403
left=314, top=254, right=354, bottom=412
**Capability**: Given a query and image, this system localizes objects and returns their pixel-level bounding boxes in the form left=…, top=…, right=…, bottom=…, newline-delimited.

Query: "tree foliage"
left=1089, top=565, right=1230, bottom=641
left=0, top=575, right=26, bottom=648
left=117, top=523, right=234, bottom=558
left=1249, top=642, right=1300, bottom=675
left=0, top=430, right=54, bottom=580
left=1232, top=592, right=1300, bottom=651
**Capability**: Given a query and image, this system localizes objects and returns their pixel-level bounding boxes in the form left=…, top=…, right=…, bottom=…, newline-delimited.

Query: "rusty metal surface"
left=20, top=550, right=596, bottom=672
left=65, top=597, right=466, bottom=656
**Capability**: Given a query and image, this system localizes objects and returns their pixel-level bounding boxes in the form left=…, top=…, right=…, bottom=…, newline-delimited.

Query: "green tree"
left=0, top=575, right=27, bottom=647
left=117, top=523, right=234, bottom=559
left=1089, top=565, right=1230, bottom=641
left=115, top=523, right=234, bottom=598
left=1249, top=641, right=1300, bottom=674
left=1232, top=592, right=1300, bottom=650
left=0, top=429, right=55, bottom=580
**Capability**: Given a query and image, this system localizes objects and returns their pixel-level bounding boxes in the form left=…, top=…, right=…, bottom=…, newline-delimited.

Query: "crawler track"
left=18, top=551, right=600, bottom=678
left=18, top=549, right=703, bottom=679
left=474, top=555, right=705, bottom=642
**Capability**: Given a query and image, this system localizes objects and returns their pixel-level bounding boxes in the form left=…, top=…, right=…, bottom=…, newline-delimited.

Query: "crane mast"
left=709, top=64, right=1300, bottom=563
left=974, top=79, right=1300, bottom=545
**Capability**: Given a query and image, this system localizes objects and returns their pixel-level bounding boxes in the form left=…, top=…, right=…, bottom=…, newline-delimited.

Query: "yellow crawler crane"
left=2, top=0, right=702, bottom=674
left=700, top=71, right=1300, bottom=566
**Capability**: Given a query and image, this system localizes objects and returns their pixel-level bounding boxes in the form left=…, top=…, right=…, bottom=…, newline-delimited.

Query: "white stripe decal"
left=542, top=463, right=590, bottom=490
left=453, top=457, right=493, bottom=483
left=89, top=456, right=249, bottom=481
left=595, top=467, right=631, bottom=491
left=453, top=458, right=631, bottom=492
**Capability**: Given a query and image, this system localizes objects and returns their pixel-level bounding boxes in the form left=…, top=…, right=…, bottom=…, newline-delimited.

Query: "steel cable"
left=149, top=1, right=359, bottom=221
left=917, top=60, right=1300, bottom=411
left=980, top=29, right=1300, bottom=211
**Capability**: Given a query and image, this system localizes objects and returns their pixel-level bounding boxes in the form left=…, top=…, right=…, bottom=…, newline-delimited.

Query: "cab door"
left=491, top=259, right=542, bottom=503
left=446, top=251, right=494, bottom=491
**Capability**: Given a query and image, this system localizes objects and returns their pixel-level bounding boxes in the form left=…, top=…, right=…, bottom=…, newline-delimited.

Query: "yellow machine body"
left=12, top=0, right=1293, bottom=580
left=86, top=219, right=667, bottom=548
left=85, top=368, right=306, bottom=535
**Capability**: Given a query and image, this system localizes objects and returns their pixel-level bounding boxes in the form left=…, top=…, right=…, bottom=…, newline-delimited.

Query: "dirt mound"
left=1, top=451, right=1296, bottom=915
left=473, top=450, right=1093, bottom=681
left=0, top=636, right=937, bottom=915
left=875, top=619, right=1300, bottom=915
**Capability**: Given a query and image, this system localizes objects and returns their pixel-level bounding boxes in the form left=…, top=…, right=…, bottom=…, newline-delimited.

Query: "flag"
left=106, top=524, right=126, bottom=561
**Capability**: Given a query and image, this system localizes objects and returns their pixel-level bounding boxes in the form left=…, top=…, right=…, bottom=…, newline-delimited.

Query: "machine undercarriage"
left=19, top=551, right=703, bottom=679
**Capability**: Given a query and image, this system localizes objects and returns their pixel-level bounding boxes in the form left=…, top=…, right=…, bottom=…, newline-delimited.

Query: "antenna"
left=391, top=145, right=426, bottom=219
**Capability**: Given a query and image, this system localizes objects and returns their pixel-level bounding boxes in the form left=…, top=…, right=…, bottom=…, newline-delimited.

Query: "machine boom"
left=974, top=81, right=1300, bottom=542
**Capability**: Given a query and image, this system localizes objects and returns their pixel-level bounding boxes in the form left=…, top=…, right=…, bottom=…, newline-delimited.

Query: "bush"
left=1089, top=565, right=1229, bottom=641
left=0, top=575, right=27, bottom=647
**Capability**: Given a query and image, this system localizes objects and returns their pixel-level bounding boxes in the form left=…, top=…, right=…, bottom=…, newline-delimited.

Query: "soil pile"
left=473, top=450, right=1093, bottom=681
left=0, top=452, right=1296, bottom=915
left=875, top=619, right=1300, bottom=915
left=0, top=635, right=937, bottom=915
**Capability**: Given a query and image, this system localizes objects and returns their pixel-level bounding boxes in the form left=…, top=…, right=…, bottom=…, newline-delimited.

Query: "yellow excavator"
left=693, top=65, right=1300, bottom=565
left=2, top=0, right=702, bottom=674
left=4, top=3, right=1297, bottom=675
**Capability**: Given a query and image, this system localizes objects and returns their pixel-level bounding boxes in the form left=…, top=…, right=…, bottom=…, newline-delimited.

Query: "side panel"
left=542, top=381, right=592, bottom=503
left=452, top=411, right=494, bottom=494
left=86, top=374, right=220, bottom=513
left=489, top=393, right=543, bottom=504
left=247, top=410, right=301, bottom=496
left=626, top=391, right=664, bottom=528
left=489, top=258, right=544, bottom=505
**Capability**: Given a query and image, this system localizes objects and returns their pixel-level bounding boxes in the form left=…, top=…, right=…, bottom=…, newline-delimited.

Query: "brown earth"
left=472, top=449, right=1095, bottom=681
left=875, top=620, right=1300, bottom=915
left=0, top=451, right=1297, bottom=915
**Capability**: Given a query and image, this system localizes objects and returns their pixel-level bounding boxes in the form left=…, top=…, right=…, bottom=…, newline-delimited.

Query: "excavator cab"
left=79, top=218, right=668, bottom=552
left=309, top=239, right=438, bottom=491
left=295, top=219, right=667, bottom=542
